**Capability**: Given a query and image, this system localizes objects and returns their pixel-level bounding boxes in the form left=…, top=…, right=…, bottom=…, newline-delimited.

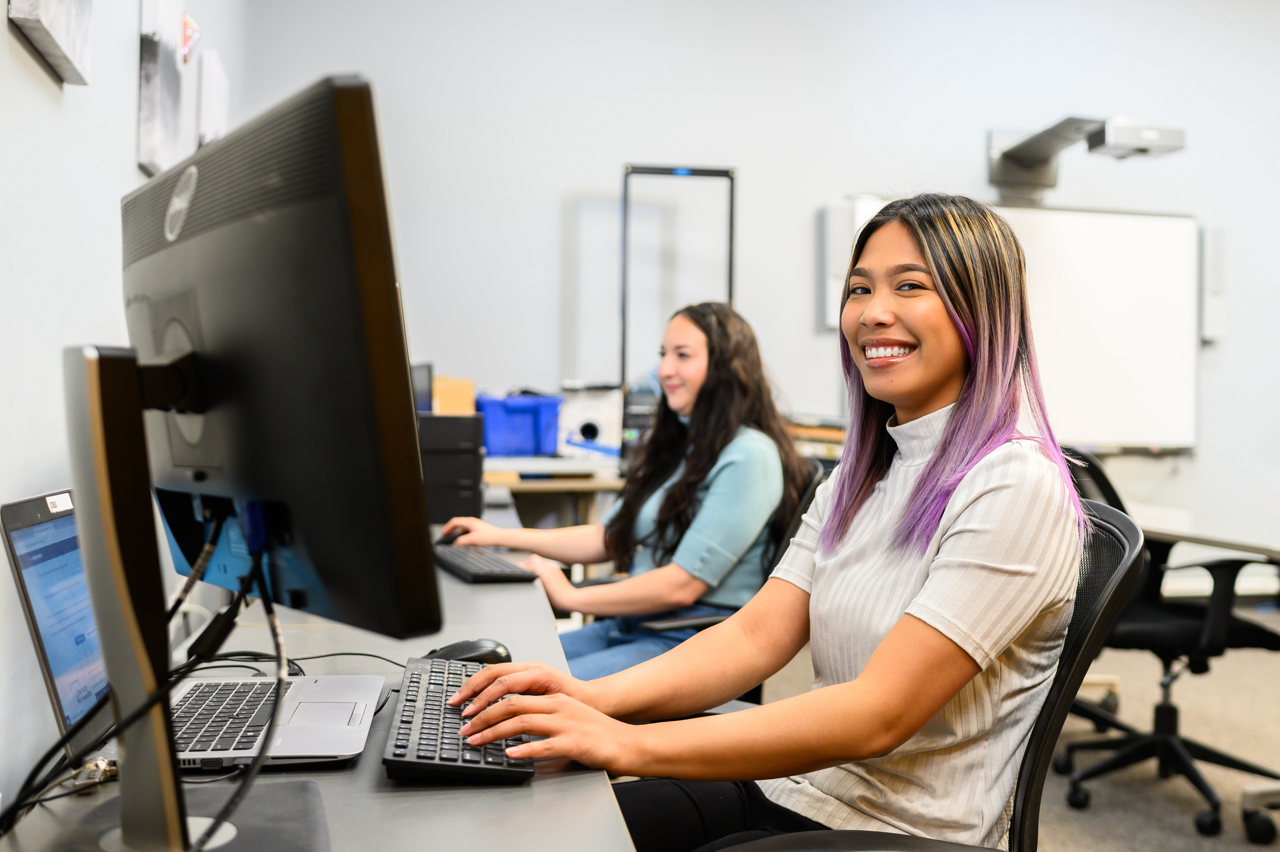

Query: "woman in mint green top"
left=443, top=303, right=809, bottom=679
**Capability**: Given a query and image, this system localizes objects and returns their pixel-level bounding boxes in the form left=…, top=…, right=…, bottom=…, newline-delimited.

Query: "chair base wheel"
left=1244, top=810, right=1277, bottom=845
left=1098, top=691, right=1120, bottom=715
left=1067, top=786, right=1090, bottom=809
left=1052, top=753, right=1073, bottom=775
left=1195, top=810, right=1222, bottom=836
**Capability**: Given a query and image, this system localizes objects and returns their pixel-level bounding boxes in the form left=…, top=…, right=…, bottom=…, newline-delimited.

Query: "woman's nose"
left=859, top=291, right=894, bottom=327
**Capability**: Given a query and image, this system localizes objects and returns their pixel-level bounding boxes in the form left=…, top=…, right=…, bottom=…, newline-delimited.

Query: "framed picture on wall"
left=137, top=0, right=183, bottom=175
left=8, top=0, right=93, bottom=85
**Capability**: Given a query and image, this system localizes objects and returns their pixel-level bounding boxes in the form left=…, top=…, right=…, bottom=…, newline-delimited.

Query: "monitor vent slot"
left=123, top=85, right=343, bottom=268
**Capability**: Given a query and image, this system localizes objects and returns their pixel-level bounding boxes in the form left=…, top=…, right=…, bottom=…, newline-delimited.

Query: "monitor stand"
left=60, top=345, right=328, bottom=851
left=56, top=781, right=328, bottom=852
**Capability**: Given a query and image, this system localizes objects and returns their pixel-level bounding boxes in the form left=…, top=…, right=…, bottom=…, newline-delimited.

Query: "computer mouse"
left=424, top=638, right=512, bottom=665
left=436, top=529, right=464, bottom=546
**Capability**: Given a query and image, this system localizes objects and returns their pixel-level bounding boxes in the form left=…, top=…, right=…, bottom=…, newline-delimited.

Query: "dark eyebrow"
left=848, top=263, right=932, bottom=279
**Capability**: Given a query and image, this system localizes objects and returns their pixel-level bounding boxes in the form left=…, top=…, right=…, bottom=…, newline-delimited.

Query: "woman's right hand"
left=439, top=516, right=507, bottom=548
left=447, top=661, right=603, bottom=719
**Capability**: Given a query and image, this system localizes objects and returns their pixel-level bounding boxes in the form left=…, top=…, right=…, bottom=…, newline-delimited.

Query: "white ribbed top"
left=759, top=404, right=1079, bottom=848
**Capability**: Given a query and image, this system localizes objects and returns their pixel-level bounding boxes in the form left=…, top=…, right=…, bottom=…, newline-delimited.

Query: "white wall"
left=0, top=0, right=249, bottom=805
left=233, top=0, right=1280, bottom=527
left=3, top=0, right=1278, bottom=808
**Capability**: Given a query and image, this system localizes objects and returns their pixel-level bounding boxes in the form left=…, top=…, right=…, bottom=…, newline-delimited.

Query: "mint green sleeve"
left=669, top=434, right=783, bottom=588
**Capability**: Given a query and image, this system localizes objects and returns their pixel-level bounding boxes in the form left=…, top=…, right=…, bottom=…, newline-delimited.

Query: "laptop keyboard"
left=432, top=544, right=537, bottom=583
left=171, top=680, right=294, bottom=754
left=382, top=657, right=534, bottom=783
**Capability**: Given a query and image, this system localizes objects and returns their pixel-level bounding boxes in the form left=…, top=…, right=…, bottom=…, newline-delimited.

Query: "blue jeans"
left=560, top=604, right=735, bottom=680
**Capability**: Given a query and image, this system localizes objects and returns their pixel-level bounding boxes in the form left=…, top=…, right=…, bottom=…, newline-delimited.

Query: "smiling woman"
left=441, top=302, right=811, bottom=680
left=449, top=195, right=1087, bottom=852
left=844, top=223, right=969, bottom=425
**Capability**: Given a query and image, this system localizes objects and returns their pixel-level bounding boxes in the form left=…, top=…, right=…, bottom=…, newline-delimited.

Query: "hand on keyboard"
left=382, top=658, right=534, bottom=783
left=453, top=664, right=638, bottom=775
left=449, top=660, right=590, bottom=719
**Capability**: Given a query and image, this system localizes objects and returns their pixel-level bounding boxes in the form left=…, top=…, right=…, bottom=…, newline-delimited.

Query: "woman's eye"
left=896, top=281, right=924, bottom=291
left=848, top=284, right=870, bottom=296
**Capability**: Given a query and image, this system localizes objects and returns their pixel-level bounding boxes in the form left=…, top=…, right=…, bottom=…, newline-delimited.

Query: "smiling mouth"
left=863, top=345, right=915, bottom=360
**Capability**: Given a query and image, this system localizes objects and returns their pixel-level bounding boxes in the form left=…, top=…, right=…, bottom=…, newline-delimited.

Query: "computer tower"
left=417, top=414, right=484, bottom=522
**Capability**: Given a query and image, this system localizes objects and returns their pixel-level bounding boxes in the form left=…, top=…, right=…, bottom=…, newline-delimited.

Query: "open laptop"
left=2, top=490, right=385, bottom=771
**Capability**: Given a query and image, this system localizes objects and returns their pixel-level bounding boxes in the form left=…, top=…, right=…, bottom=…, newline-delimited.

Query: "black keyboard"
left=432, top=543, right=537, bottom=583
left=171, top=680, right=294, bottom=755
left=382, top=657, right=534, bottom=783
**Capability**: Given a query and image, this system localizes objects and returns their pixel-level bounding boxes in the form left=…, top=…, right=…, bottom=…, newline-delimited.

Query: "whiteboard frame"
left=820, top=196, right=1200, bottom=450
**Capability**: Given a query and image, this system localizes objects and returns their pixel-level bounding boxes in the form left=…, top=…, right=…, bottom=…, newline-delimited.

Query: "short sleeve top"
left=758, top=404, right=1079, bottom=847
left=605, top=426, right=784, bottom=609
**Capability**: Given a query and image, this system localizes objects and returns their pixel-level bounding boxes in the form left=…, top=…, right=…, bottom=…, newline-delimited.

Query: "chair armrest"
left=573, top=576, right=624, bottom=588
left=700, top=698, right=760, bottom=715
left=636, top=613, right=730, bottom=632
left=1181, top=558, right=1253, bottom=657
left=725, top=828, right=985, bottom=851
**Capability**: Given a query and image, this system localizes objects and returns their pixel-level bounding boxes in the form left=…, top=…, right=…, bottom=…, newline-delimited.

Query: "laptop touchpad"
left=288, top=702, right=357, bottom=726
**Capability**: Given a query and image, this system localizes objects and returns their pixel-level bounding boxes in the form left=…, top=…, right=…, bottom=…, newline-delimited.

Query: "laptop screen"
left=8, top=513, right=110, bottom=728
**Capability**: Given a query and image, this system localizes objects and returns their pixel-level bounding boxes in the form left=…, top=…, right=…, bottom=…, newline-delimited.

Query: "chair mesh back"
left=1009, top=502, right=1142, bottom=852
left=1066, top=527, right=1126, bottom=657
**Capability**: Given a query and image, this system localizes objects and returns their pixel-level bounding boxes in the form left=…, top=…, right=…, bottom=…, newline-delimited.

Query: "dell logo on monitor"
left=164, top=165, right=199, bottom=242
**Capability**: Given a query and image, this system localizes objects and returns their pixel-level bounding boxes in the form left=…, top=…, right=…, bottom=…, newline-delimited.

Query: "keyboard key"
left=382, top=657, right=533, bottom=784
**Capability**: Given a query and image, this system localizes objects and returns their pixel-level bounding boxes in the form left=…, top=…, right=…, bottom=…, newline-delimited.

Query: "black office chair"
left=718, top=500, right=1144, bottom=852
left=1054, top=447, right=1280, bottom=842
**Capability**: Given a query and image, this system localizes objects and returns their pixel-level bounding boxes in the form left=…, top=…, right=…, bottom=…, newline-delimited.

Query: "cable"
left=188, top=552, right=285, bottom=852
left=0, top=693, right=110, bottom=833
left=182, top=767, right=246, bottom=785
left=290, top=651, right=407, bottom=669
left=167, top=515, right=226, bottom=622
left=188, top=664, right=267, bottom=677
left=1, top=521, right=235, bottom=838
left=17, top=769, right=82, bottom=820
left=194, top=651, right=304, bottom=677
left=375, top=687, right=399, bottom=717
left=25, top=778, right=116, bottom=807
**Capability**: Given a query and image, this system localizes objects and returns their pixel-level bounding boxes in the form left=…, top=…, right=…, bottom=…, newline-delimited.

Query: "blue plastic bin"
left=476, top=395, right=563, bottom=456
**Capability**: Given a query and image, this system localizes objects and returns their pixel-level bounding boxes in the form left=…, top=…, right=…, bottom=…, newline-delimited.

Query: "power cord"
left=0, top=517, right=229, bottom=838
left=188, top=552, right=285, bottom=852
left=376, top=688, right=399, bottom=717
left=166, top=515, right=225, bottom=621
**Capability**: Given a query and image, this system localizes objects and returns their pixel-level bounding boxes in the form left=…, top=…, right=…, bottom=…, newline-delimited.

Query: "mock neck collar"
left=885, top=403, right=954, bottom=467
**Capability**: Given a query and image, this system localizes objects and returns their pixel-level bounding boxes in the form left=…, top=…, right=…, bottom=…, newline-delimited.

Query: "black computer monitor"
left=62, top=76, right=441, bottom=850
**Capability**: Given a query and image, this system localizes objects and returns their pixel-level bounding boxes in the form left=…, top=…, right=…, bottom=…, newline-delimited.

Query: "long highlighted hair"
left=818, top=193, right=1086, bottom=554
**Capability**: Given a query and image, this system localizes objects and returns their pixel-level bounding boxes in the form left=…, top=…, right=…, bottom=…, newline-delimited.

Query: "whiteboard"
left=823, top=199, right=1199, bottom=449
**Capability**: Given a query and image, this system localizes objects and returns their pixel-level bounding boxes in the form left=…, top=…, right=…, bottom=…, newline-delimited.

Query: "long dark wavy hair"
left=605, top=302, right=809, bottom=573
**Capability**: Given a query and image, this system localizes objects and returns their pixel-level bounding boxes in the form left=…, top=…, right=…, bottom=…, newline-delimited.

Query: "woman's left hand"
left=458, top=691, right=640, bottom=774
left=520, top=554, right=577, bottom=611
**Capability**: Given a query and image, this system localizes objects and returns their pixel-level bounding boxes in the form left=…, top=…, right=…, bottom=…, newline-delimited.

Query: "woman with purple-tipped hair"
left=449, top=194, right=1086, bottom=851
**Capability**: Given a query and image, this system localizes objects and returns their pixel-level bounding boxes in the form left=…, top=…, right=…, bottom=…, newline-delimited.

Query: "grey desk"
left=1, top=570, right=635, bottom=852
left=1127, top=502, right=1280, bottom=562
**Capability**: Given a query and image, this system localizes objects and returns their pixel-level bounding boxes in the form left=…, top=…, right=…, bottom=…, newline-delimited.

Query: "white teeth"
left=864, top=346, right=911, bottom=359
